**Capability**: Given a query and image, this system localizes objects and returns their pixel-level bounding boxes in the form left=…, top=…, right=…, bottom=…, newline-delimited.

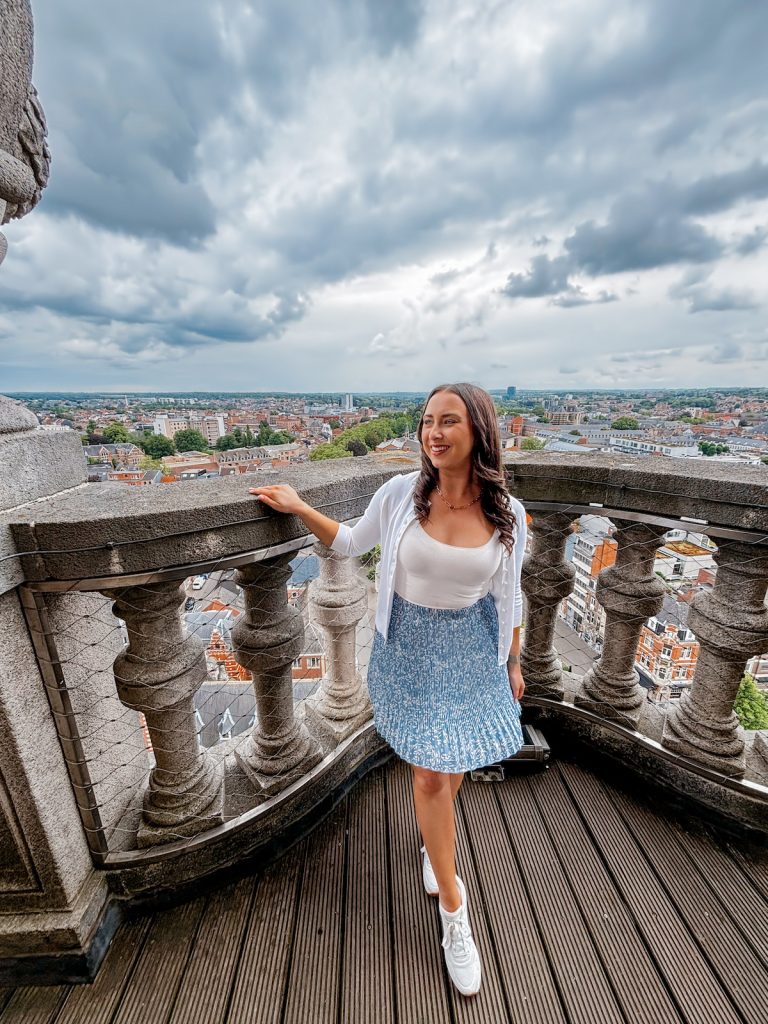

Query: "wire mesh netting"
left=17, top=501, right=768, bottom=858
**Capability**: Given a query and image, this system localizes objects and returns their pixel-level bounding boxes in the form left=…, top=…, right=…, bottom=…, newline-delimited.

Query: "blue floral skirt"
left=366, top=590, right=524, bottom=773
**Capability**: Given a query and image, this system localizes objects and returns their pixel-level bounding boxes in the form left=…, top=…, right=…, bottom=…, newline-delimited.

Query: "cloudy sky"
left=2, top=0, right=768, bottom=393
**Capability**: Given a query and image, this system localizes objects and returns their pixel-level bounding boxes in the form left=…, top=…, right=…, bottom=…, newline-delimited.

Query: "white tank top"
left=393, top=518, right=503, bottom=609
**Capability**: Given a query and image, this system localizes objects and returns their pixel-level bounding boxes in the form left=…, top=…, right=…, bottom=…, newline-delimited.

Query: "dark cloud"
left=710, top=341, right=744, bottom=363
left=502, top=255, right=571, bottom=298
left=668, top=270, right=758, bottom=314
left=550, top=288, right=618, bottom=308
left=735, top=225, right=768, bottom=256
left=563, top=188, right=723, bottom=275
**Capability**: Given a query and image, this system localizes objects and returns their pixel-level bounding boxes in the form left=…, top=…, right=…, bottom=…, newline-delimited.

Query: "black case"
left=468, top=723, right=550, bottom=781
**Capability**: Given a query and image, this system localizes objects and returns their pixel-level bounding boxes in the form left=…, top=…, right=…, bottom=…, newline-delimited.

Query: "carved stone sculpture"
left=0, top=1, right=51, bottom=265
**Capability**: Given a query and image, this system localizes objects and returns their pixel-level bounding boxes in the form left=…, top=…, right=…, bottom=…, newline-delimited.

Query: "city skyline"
left=2, top=1, right=768, bottom=392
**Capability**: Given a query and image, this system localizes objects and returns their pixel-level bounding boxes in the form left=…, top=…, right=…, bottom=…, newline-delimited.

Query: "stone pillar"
left=520, top=511, right=576, bottom=699
left=233, top=556, right=322, bottom=795
left=575, top=522, right=666, bottom=727
left=0, top=397, right=113, bottom=980
left=106, top=582, right=224, bottom=847
left=303, top=542, right=371, bottom=746
left=663, top=541, right=768, bottom=777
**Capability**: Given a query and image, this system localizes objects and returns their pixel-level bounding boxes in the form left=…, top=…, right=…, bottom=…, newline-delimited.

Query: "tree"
left=698, top=441, right=730, bottom=457
left=611, top=417, right=639, bottom=430
left=328, top=418, right=342, bottom=429
left=346, top=438, right=368, bottom=457
left=733, top=673, right=768, bottom=730
left=138, top=455, right=164, bottom=471
left=310, top=443, right=352, bottom=461
left=141, top=434, right=176, bottom=459
left=520, top=437, right=545, bottom=450
left=173, top=428, right=209, bottom=453
left=104, top=422, right=131, bottom=443
left=361, top=545, right=381, bottom=581
left=215, top=434, right=239, bottom=451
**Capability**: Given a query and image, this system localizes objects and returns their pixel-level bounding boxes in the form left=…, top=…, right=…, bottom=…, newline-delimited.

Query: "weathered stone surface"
left=303, top=541, right=372, bottom=746
left=9, top=457, right=411, bottom=583
left=505, top=451, right=768, bottom=532
left=0, top=1, right=50, bottom=224
left=0, top=395, right=37, bottom=434
left=0, top=590, right=92, bottom=914
left=663, top=540, right=768, bottom=776
left=520, top=510, right=576, bottom=699
left=105, top=582, right=225, bottom=846
left=575, top=522, right=667, bottom=727
left=0, top=420, right=86, bottom=595
left=233, top=556, right=323, bottom=795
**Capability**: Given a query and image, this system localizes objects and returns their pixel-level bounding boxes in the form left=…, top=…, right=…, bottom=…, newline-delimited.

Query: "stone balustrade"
left=3, top=433, right=768, bottom=981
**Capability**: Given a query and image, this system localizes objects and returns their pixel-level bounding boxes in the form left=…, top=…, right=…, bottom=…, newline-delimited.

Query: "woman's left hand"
left=508, top=663, right=525, bottom=702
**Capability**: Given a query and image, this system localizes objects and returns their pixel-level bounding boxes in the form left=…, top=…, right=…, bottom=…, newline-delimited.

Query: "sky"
left=2, top=0, right=768, bottom=394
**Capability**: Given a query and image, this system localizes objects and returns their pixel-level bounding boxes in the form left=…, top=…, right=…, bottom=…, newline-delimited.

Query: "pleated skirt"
left=366, top=590, right=524, bottom=773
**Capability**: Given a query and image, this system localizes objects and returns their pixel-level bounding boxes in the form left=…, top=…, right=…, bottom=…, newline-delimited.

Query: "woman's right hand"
left=249, top=483, right=306, bottom=516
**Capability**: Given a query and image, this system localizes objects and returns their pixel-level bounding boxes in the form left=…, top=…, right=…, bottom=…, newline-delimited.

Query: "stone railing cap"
left=0, top=394, right=38, bottom=434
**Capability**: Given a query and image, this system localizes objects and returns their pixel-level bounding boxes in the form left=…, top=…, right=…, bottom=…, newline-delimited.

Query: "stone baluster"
left=233, top=555, right=322, bottom=795
left=575, top=522, right=666, bottom=727
left=106, top=581, right=224, bottom=847
left=303, top=542, right=371, bottom=746
left=520, top=511, right=576, bottom=700
left=662, top=540, right=768, bottom=777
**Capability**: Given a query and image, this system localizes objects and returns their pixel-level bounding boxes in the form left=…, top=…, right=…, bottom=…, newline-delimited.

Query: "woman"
left=249, top=382, right=526, bottom=998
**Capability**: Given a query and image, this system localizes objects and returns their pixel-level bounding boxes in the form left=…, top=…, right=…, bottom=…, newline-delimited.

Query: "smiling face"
left=420, top=390, right=475, bottom=471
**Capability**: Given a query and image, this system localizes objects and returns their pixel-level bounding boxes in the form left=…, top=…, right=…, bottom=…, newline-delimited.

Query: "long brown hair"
left=414, top=382, right=518, bottom=554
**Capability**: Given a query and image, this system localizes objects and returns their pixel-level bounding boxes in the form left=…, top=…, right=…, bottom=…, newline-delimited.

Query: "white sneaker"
left=439, top=878, right=482, bottom=996
left=420, top=845, right=439, bottom=896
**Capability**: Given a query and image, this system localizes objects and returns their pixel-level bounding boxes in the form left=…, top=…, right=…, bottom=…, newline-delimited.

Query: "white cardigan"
left=330, top=470, right=527, bottom=666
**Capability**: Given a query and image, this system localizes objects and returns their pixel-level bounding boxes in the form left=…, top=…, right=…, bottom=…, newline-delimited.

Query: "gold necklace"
left=435, top=483, right=482, bottom=511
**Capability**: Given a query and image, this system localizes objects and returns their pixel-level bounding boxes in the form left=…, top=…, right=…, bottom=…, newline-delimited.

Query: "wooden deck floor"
left=3, top=756, right=768, bottom=1024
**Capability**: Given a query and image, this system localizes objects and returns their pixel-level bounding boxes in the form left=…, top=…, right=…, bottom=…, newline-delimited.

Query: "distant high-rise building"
left=344, top=393, right=354, bottom=412
left=505, top=386, right=516, bottom=399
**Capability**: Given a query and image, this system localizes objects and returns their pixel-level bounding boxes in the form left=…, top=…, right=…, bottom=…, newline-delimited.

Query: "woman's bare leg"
left=450, top=771, right=465, bottom=802
left=411, top=766, right=462, bottom=911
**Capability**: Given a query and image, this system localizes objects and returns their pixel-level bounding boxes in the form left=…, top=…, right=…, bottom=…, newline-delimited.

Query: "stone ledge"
left=8, top=457, right=414, bottom=583
left=506, top=451, right=768, bottom=532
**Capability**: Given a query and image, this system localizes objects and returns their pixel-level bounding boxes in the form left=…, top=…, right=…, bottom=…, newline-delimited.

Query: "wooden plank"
left=495, top=772, right=624, bottom=1024
left=559, top=761, right=742, bottom=1024
left=529, top=766, right=689, bottom=1024
left=460, top=780, right=567, bottom=1024
left=340, top=771, right=394, bottom=1024
left=386, top=760, right=453, bottom=1024
left=0, top=985, right=67, bottom=1024
left=609, top=784, right=768, bottom=1024
left=55, top=915, right=152, bottom=1024
left=110, top=897, right=205, bottom=1024
left=225, top=845, right=303, bottom=1024
left=723, top=833, right=768, bottom=903
left=451, top=784, right=513, bottom=1023
left=0, top=993, right=12, bottom=1017
left=282, top=801, right=347, bottom=1024
left=169, top=876, right=255, bottom=1024
left=674, top=829, right=768, bottom=969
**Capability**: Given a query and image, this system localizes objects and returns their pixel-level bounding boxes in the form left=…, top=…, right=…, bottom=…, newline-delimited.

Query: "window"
left=658, top=667, right=668, bottom=679
left=662, top=645, right=672, bottom=657
left=644, top=636, right=653, bottom=648
left=307, top=656, right=322, bottom=669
